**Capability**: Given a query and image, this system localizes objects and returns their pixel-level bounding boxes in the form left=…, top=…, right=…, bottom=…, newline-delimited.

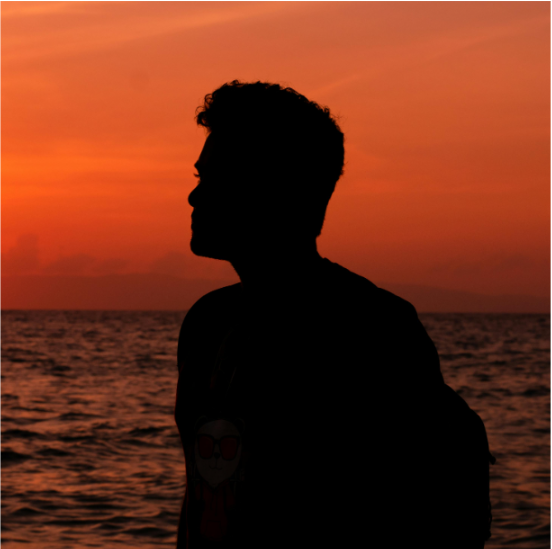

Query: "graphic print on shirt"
left=192, top=416, right=245, bottom=543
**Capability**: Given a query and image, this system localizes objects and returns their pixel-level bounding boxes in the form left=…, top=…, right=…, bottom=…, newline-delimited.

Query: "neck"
left=229, top=239, right=323, bottom=294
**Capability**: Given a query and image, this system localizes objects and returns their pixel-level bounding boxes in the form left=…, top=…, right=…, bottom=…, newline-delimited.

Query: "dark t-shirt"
left=174, top=258, right=491, bottom=548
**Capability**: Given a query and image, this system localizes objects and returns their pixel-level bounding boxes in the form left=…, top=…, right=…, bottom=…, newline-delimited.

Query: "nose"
left=188, top=183, right=200, bottom=208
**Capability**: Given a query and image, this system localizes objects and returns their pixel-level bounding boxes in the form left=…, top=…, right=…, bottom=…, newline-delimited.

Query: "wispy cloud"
left=148, top=251, right=236, bottom=280
left=2, top=2, right=304, bottom=65
left=1, top=1, right=89, bottom=19
left=42, top=253, right=96, bottom=275
left=2, top=234, right=40, bottom=274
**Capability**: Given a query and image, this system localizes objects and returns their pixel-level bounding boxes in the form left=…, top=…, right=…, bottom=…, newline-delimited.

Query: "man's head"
left=188, top=80, right=344, bottom=261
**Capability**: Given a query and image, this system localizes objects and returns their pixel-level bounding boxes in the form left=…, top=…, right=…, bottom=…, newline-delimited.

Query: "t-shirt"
left=174, top=258, right=492, bottom=548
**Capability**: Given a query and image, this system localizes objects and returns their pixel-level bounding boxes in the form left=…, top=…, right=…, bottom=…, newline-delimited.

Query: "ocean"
left=1, top=310, right=549, bottom=548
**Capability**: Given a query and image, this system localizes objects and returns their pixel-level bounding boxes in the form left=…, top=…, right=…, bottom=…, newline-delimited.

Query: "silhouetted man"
left=175, top=81, right=493, bottom=548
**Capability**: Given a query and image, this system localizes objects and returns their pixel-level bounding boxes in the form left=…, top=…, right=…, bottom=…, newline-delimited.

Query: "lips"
left=192, top=212, right=208, bottom=226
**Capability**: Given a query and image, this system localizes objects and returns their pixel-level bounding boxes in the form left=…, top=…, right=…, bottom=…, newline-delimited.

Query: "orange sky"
left=2, top=1, right=550, bottom=302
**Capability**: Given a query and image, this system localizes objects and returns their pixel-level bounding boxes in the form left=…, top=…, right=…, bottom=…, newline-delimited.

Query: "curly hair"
left=195, top=80, right=345, bottom=237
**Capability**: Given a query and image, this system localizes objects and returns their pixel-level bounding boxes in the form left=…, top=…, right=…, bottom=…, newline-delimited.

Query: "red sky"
left=2, top=1, right=550, bottom=308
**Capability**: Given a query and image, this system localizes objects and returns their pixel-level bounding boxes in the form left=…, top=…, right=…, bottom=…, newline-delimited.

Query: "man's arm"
left=174, top=285, right=241, bottom=548
left=174, top=304, right=199, bottom=549
left=175, top=296, right=214, bottom=549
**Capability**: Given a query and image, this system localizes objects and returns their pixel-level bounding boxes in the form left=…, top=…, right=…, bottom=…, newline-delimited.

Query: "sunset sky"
left=2, top=1, right=550, bottom=309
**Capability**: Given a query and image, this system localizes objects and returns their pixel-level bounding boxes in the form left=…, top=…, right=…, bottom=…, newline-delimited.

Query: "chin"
left=190, top=235, right=230, bottom=261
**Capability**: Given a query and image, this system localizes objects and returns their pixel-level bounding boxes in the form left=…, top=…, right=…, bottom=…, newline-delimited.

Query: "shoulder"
left=324, top=259, right=443, bottom=383
left=184, top=282, right=242, bottom=323
left=323, top=259, right=430, bottom=352
left=177, top=283, right=242, bottom=368
left=323, top=259, right=417, bottom=319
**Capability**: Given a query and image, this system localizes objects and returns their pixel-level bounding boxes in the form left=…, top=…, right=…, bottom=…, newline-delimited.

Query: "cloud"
left=42, top=253, right=96, bottom=275
left=2, top=234, right=40, bottom=274
left=149, top=251, right=192, bottom=277
left=148, top=250, right=237, bottom=281
left=2, top=2, right=301, bottom=65
left=431, top=253, right=539, bottom=277
left=91, top=258, right=130, bottom=275
left=1, top=238, right=232, bottom=280
left=492, top=254, right=535, bottom=272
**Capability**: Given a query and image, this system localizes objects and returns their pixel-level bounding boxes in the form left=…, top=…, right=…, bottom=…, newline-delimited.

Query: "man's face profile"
left=189, top=133, right=230, bottom=260
left=189, top=132, right=280, bottom=261
left=189, top=133, right=256, bottom=261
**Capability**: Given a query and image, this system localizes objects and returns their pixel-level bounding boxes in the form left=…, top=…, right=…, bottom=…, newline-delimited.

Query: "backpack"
left=404, top=382, right=496, bottom=546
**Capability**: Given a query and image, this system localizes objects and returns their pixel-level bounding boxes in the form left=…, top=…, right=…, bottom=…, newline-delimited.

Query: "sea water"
left=1, top=311, right=549, bottom=548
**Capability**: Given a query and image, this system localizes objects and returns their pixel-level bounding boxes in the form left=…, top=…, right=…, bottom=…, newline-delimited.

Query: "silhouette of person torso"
left=175, top=80, right=493, bottom=548
left=175, top=257, right=492, bottom=548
